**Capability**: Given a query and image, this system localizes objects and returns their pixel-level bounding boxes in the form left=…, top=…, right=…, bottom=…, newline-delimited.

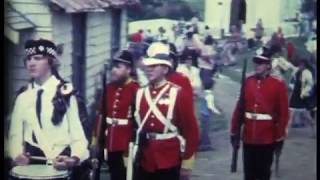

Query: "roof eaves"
left=5, top=2, right=36, bottom=30
left=50, top=0, right=139, bottom=12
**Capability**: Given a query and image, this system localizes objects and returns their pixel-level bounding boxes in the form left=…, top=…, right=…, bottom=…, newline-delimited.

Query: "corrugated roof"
left=5, top=3, right=35, bottom=31
left=50, top=0, right=140, bottom=13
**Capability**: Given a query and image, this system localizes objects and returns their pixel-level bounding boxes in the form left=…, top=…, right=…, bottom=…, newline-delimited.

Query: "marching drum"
left=10, top=165, right=70, bottom=180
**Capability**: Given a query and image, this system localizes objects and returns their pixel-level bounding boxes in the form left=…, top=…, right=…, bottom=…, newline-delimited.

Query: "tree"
left=127, top=0, right=197, bottom=21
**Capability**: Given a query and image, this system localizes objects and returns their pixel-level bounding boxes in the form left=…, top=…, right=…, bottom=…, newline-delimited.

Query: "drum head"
left=10, top=165, right=70, bottom=179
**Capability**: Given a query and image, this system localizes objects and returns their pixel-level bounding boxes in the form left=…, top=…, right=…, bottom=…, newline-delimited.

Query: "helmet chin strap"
left=150, top=77, right=167, bottom=89
left=256, top=69, right=271, bottom=79
left=113, top=75, right=129, bottom=85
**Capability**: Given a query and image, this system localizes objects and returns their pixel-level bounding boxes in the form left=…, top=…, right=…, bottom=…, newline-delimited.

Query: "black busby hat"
left=24, top=39, right=57, bottom=58
left=112, top=50, right=134, bottom=67
left=253, top=46, right=273, bottom=63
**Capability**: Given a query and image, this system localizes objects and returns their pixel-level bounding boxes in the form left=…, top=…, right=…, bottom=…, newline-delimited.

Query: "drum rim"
left=10, top=165, right=71, bottom=179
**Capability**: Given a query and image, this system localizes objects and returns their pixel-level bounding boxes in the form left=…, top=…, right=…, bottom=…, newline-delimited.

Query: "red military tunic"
left=231, top=74, right=289, bottom=144
left=136, top=81, right=199, bottom=172
left=93, top=79, right=139, bottom=152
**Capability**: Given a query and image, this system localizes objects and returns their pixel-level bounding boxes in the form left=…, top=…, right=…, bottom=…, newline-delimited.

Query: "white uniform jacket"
left=8, top=75, right=89, bottom=162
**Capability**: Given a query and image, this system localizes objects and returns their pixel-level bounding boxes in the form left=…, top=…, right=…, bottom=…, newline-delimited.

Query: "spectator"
left=203, top=25, right=212, bottom=40
left=268, top=29, right=285, bottom=55
left=130, top=29, right=143, bottom=43
left=199, top=36, right=220, bottom=114
left=230, top=25, right=241, bottom=40
left=144, top=29, right=154, bottom=44
left=271, top=51, right=294, bottom=82
left=155, top=26, right=169, bottom=42
left=289, top=59, right=315, bottom=137
left=176, top=49, right=201, bottom=95
left=183, top=32, right=201, bottom=67
left=286, top=41, right=296, bottom=62
left=177, top=49, right=213, bottom=151
left=255, top=18, right=264, bottom=41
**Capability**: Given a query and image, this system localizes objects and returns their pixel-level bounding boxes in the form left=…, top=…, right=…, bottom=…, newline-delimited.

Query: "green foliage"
left=127, top=0, right=198, bottom=21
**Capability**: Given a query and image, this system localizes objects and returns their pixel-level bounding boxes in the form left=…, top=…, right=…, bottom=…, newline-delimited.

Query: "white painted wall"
left=121, top=9, right=128, bottom=49
left=204, top=0, right=232, bottom=37
left=8, top=0, right=53, bottom=39
left=85, top=12, right=112, bottom=107
left=245, top=0, right=301, bottom=36
left=52, top=12, right=73, bottom=81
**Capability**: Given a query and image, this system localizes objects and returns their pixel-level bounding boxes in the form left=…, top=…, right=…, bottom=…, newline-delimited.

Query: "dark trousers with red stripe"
left=243, top=143, right=275, bottom=180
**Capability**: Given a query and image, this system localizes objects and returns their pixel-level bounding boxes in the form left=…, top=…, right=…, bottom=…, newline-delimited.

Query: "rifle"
left=91, top=63, right=108, bottom=180
left=274, top=148, right=280, bottom=177
left=230, top=58, right=247, bottom=173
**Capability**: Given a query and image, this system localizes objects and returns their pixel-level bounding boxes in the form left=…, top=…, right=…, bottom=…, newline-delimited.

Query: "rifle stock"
left=275, top=151, right=280, bottom=177
left=274, top=141, right=283, bottom=177
left=230, top=58, right=247, bottom=173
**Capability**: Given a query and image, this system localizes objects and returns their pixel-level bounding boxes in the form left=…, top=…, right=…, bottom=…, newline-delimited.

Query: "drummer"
left=7, top=39, right=89, bottom=175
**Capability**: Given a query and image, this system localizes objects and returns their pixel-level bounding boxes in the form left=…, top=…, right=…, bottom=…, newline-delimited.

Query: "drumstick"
left=22, top=121, right=26, bottom=154
left=29, top=156, right=48, bottom=161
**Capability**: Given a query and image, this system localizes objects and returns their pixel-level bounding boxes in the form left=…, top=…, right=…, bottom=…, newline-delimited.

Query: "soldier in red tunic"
left=230, top=50, right=289, bottom=180
left=134, top=42, right=199, bottom=180
left=91, top=50, right=139, bottom=180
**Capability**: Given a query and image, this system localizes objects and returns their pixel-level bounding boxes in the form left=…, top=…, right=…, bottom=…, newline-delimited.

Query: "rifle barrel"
left=230, top=58, right=247, bottom=173
left=231, top=148, right=238, bottom=172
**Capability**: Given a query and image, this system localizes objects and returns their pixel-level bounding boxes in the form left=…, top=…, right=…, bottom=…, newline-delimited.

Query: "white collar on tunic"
left=32, top=75, right=60, bottom=92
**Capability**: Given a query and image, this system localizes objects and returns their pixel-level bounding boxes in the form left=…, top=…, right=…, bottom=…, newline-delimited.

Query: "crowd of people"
left=5, top=16, right=317, bottom=180
left=126, top=17, right=317, bottom=180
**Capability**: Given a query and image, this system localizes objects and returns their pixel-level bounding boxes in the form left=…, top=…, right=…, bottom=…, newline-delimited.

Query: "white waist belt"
left=245, top=112, right=272, bottom=120
left=146, top=132, right=186, bottom=153
left=106, top=117, right=129, bottom=125
left=146, top=132, right=178, bottom=140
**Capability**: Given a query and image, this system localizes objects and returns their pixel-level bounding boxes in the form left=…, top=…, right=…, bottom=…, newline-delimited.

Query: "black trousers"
left=243, top=143, right=275, bottom=180
left=107, top=151, right=126, bottom=180
left=135, top=165, right=180, bottom=180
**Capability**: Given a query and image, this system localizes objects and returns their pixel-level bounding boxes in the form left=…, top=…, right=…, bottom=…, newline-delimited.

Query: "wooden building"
left=5, top=0, right=139, bottom=118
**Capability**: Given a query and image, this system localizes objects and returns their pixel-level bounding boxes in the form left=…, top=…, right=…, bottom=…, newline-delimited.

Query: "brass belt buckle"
left=112, top=119, right=118, bottom=125
left=148, top=133, right=156, bottom=139
left=252, top=114, right=257, bottom=120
